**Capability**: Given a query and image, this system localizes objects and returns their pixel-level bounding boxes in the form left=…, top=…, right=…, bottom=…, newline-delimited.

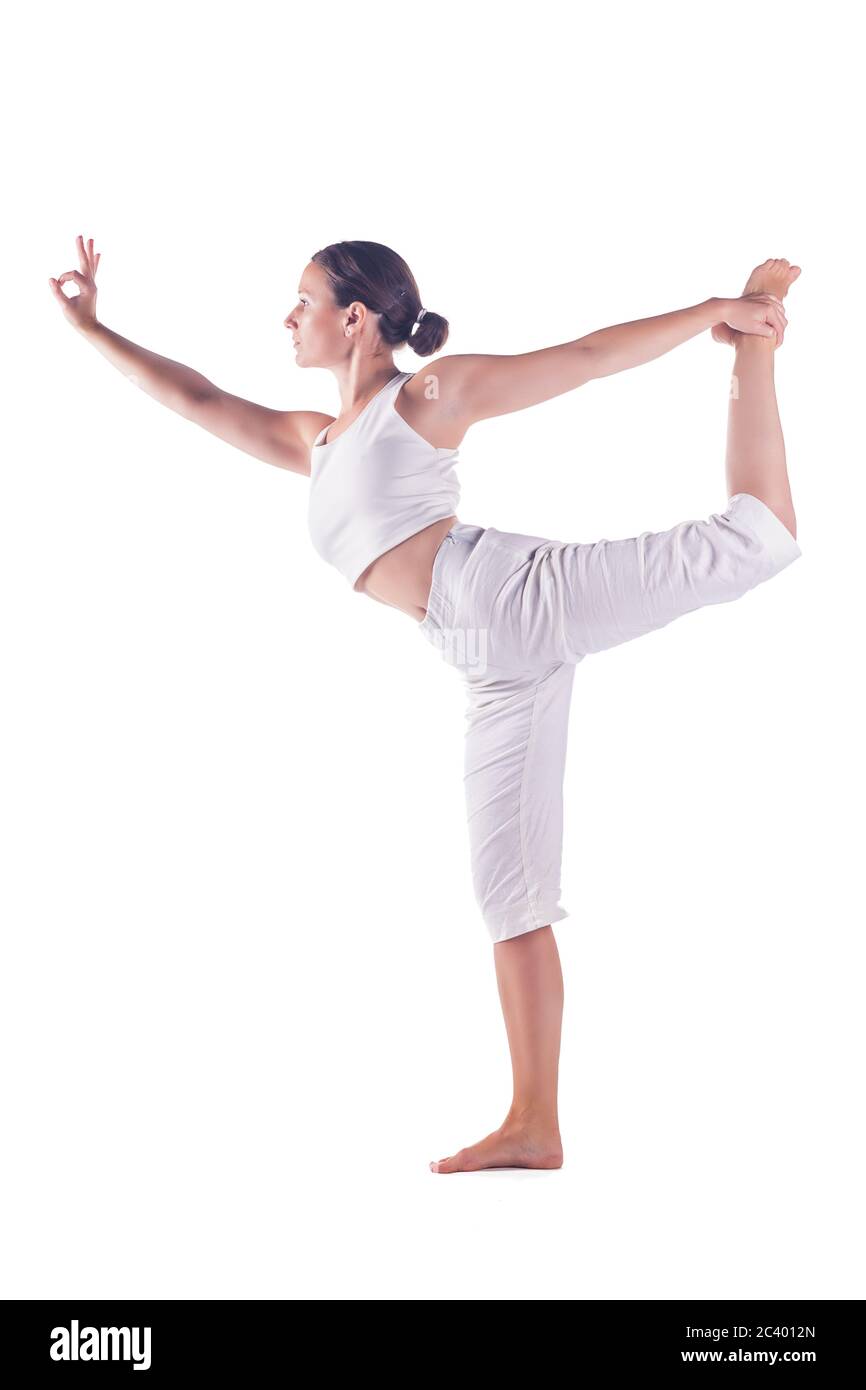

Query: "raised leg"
left=717, top=257, right=801, bottom=539
left=726, top=336, right=796, bottom=539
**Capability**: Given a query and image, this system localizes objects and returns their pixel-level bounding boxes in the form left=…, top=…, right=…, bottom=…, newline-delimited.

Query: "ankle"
left=504, top=1102, right=560, bottom=1132
left=734, top=332, right=777, bottom=356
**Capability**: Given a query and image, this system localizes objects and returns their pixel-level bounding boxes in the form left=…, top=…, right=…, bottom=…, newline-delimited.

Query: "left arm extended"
left=426, top=300, right=727, bottom=430
left=418, top=296, right=784, bottom=434
left=576, top=297, right=728, bottom=378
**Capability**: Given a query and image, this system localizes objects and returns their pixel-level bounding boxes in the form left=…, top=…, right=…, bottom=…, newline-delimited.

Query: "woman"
left=49, top=238, right=802, bottom=1175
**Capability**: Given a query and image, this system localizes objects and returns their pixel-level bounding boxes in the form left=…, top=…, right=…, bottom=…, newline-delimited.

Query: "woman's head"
left=285, top=240, right=449, bottom=367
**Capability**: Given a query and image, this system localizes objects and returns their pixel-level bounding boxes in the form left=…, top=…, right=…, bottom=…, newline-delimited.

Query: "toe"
left=430, top=1153, right=459, bottom=1173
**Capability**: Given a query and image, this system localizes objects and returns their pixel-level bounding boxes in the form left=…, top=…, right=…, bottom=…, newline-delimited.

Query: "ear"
left=346, top=300, right=367, bottom=331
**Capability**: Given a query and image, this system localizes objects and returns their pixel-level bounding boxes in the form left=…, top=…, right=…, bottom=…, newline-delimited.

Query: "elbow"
left=575, top=342, right=599, bottom=383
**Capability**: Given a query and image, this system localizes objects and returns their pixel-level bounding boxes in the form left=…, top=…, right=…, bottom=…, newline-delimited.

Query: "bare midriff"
left=353, top=514, right=459, bottom=623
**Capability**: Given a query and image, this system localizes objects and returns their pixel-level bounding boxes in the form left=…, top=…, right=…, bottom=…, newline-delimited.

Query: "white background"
left=3, top=0, right=863, bottom=1300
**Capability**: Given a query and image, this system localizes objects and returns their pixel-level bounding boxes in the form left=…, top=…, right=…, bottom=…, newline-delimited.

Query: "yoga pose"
left=49, top=239, right=802, bottom=1174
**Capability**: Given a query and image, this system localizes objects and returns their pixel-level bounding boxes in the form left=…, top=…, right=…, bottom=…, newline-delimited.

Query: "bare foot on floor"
left=430, top=1118, right=564, bottom=1173
left=713, top=257, right=802, bottom=349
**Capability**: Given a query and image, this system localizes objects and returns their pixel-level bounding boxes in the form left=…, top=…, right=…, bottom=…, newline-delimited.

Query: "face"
left=284, top=261, right=368, bottom=367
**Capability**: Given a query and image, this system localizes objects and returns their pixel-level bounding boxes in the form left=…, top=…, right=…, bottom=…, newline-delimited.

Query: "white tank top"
left=307, top=370, right=461, bottom=590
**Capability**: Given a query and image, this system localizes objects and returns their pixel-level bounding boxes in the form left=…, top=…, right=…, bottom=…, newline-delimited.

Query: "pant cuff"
left=727, top=493, right=802, bottom=572
left=486, top=899, right=570, bottom=944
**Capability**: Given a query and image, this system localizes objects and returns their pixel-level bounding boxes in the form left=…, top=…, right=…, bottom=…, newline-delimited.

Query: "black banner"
left=1, top=1299, right=862, bottom=1376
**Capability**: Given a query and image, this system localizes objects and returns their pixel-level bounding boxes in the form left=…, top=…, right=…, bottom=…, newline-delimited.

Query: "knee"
left=748, top=495, right=797, bottom=542
left=773, top=505, right=797, bottom=543
left=725, top=493, right=802, bottom=574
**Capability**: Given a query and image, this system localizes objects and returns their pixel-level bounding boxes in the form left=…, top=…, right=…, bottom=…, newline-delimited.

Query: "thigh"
left=462, top=660, right=576, bottom=943
left=469, top=492, right=802, bottom=670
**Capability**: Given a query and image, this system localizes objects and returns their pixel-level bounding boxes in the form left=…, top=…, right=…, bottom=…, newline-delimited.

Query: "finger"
left=94, top=251, right=101, bottom=273
left=767, top=304, right=789, bottom=333
left=752, top=294, right=784, bottom=314
left=49, top=276, right=76, bottom=301
left=58, top=269, right=86, bottom=285
left=76, top=235, right=90, bottom=275
left=757, top=300, right=786, bottom=330
left=87, top=237, right=95, bottom=274
left=742, top=317, right=771, bottom=335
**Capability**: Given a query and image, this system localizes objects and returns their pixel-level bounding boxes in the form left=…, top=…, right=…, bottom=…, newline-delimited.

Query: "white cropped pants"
left=417, top=493, right=802, bottom=945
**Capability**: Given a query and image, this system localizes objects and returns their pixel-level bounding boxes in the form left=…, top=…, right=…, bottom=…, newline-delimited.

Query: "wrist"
left=77, top=318, right=102, bottom=339
left=705, top=297, right=730, bottom=327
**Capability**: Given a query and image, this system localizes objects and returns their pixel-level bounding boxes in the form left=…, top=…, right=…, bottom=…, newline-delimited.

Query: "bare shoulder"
left=278, top=409, right=335, bottom=474
left=400, top=355, right=473, bottom=411
left=394, top=357, right=477, bottom=449
left=400, top=344, right=596, bottom=427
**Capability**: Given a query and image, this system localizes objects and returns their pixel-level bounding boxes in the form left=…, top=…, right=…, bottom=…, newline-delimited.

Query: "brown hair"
left=311, top=240, right=449, bottom=357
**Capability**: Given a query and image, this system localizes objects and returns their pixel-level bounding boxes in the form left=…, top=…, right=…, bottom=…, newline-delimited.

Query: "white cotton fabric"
left=307, top=370, right=461, bottom=590
left=418, top=494, right=802, bottom=943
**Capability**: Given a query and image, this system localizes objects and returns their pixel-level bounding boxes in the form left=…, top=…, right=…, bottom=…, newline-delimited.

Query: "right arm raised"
left=50, top=236, right=332, bottom=476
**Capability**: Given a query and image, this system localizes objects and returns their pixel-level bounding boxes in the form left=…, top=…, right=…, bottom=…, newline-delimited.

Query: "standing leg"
left=495, top=926, right=564, bottom=1132
left=430, top=927, right=565, bottom=1173
left=430, top=662, right=575, bottom=1174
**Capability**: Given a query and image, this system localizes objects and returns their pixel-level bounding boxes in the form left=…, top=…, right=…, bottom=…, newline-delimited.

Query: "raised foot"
left=430, top=1119, right=563, bottom=1174
left=713, top=257, right=802, bottom=348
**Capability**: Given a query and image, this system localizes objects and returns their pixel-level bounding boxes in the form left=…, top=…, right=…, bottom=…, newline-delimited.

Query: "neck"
left=332, top=360, right=401, bottom=416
